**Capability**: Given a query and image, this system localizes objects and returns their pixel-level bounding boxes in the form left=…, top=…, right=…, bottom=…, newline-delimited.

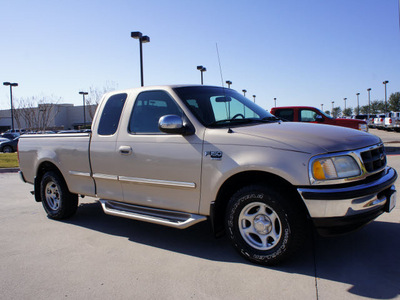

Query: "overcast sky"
left=1, top=0, right=399, bottom=112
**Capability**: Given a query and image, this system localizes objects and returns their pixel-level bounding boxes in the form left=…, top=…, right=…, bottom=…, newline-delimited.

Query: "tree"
left=324, top=110, right=330, bottom=116
left=388, top=92, right=400, bottom=112
left=342, top=107, right=353, bottom=117
left=86, top=81, right=118, bottom=119
left=360, top=105, right=370, bottom=115
left=332, top=107, right=342, bottom=118
left=14, top=95, right=61, bottom=131
left=370, top=100, right=385, bottom=114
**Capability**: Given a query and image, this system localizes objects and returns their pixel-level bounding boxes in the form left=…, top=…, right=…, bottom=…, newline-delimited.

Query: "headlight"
left=359, top=123, right=368, bottom=132
left=312, top=155, right=361, bottom=181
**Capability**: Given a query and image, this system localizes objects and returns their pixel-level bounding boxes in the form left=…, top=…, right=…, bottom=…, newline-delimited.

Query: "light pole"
left=344, top=98, right=347, bottom=111
left=367, top=88, right=371, bottom=119
left=383, top=80, right=389, bottom=114
left=196, top=66, right=206, bottom=85
left=321, top=104, right=324, bottom=111
left=274, top=98, right=277, bottom=107
left=3, top=82, right=18, bottom=131
left=331, top=101, right=334, bottom=117
left=131, top=31, right=150, bottom=87
left=242, top=89, right=247, bottom=96
left=79, top=91, right=88, bottom=129
left=253, top=95, right=256, bottom=103
left=356, top=93, right=360, bottom=115
left=226, top=80, right=232, bottom=88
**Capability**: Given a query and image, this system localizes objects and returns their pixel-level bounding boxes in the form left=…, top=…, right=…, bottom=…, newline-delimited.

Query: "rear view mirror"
left=215, top=96, right=232, bottom=103
left=158, top=115, right=194, bottom=135
left=315, top=115, right=324, bottom=122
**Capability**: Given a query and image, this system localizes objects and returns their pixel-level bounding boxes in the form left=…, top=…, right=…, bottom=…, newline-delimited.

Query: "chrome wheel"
left=238, top=202, right=282, bottom=250
left=45, top=181, right=61, bottom=211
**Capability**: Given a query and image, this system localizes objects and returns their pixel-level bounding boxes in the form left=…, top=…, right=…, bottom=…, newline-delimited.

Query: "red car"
left=270, top=106, right=368, bottom=132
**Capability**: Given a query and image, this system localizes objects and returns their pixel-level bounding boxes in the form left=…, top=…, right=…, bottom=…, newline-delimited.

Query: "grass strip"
left=0, top=153, right=19, bottom=168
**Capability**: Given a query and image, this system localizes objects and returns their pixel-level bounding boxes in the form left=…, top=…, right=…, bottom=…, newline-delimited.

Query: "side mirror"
left=315, top=115, right=324, bottom=122
left=159, top=115, right=194, bottom=135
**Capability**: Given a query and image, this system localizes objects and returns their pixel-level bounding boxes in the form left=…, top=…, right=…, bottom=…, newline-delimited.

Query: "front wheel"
left=225, top=185, right=307, bottom=265
left=40, top=171, right=78, bottom=219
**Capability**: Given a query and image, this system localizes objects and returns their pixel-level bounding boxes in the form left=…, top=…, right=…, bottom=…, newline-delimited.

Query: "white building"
left=0, top=103, right=97, bottom=133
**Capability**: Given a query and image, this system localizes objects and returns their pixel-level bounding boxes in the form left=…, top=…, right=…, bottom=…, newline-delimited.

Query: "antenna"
left=216, top=43, right=224, bottom=87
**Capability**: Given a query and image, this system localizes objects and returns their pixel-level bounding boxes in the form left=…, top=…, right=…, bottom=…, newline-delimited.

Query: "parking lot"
left=0, top=129, right=399, bottom=300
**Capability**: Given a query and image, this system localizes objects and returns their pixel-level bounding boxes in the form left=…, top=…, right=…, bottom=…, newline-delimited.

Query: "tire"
left=225, top=185, right=307, bottom=265
left=40, top=171, right=78, bottom=219
left=2, top=146, right=13, bottom=153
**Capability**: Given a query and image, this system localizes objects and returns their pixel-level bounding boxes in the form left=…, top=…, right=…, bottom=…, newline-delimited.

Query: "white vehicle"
left=374, top=114, right=386, bottom=129
left=384, top=112, right=400, bottom=131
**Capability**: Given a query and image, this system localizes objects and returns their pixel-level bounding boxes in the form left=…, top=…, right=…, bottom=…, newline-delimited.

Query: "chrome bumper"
left=297, top=167, right=397, bottom=219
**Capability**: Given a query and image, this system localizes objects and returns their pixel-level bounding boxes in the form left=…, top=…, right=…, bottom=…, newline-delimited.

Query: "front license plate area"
left=385, top=186, right=396, bottom=213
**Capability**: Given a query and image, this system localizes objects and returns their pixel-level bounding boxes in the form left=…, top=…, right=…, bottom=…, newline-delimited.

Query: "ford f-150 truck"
left=270, top=106, right=368, bottom=132
left=18, top=85, right=397, bottom=265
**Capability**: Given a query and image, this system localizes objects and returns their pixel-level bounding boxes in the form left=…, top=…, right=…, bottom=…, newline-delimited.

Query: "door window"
left=129, top=91, right=183, bottom=134
left=274, top=109, right=294, bottom=121
left=300, top=110, right=318, bottom=122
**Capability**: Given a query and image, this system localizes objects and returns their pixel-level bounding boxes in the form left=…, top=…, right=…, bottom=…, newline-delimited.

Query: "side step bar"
left=99, top=200, right=207, bottom=229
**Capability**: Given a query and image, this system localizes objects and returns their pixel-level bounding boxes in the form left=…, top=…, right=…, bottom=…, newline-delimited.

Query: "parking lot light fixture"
left=321, top=104, right=324, bottom=111
left=226, top=80, right=232, bottom=88
left=367, top=88, right=371, bottom=119
left=79, top=91, right=88, bottom=129
left=356, top=93, right=360, bottom=115
left=253, top=95, right=256, bottom=103
left=344, top=98, right=347, bottom=111
left=196, top=66, right=206, bottom=85
left=274, top=98, right=277, bottom=107
left=131, top=31, right=150, bottom=87
left=383, top=81, right=389, bottom=114
left=242, top=89, right=247, bottom=96
left=331, top=101, right=334, bottom=117
left=3, top=82, right=18, bottom=131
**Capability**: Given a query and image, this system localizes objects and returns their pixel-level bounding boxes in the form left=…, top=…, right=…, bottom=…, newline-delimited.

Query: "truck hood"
left=231, top=122, right=381, bottom=154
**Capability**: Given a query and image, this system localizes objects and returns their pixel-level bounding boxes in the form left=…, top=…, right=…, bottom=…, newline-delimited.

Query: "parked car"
left=270, top=106, right=368, bottom=131
left=1, top=132, right=20, bottom=140
left=0, top=137, right=19, bottom=153
left=373, top=114, right=386, bottom=129
left=384, top=112, right=400, bottom=131
left=0, top=137, right=10, bottom=143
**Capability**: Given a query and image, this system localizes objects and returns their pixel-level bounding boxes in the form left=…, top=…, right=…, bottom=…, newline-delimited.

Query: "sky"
left=1, top=0, right=399, bottom=112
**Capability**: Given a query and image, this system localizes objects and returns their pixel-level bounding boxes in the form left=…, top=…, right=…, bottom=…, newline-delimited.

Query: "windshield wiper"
left=261, top=116, right=282, bottom=122
left=209, top=118, right=257, bottom=127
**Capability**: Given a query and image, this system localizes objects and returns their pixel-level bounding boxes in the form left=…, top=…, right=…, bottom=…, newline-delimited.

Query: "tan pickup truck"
left=18, top=85, right=397, bottom=265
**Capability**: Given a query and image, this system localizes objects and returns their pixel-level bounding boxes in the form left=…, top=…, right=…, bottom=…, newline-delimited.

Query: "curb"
left=0, top=168, right=20, bottom=173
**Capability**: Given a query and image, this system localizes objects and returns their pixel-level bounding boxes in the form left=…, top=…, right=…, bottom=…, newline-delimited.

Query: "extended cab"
left=271, top=106, right=368, bottom=132
left=18, top=85, right=396, bottom=265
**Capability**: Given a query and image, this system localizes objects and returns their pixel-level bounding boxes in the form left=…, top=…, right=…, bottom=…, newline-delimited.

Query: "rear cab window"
left=274, top=109, right=294, bottom=121
left=97, top=93, right=127, bottom=135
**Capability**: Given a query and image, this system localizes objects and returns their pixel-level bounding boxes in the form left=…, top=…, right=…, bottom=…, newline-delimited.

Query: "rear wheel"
left=225, top=185, right=307, bottom=265
left=2, top=146, right=13, bottom=153
left=40, top=171, right=78, bottom=219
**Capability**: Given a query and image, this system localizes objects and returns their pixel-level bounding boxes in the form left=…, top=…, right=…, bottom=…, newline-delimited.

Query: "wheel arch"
left=210, top=170, right=309, bottom=237
left=34, top=161, right=66, bottom=202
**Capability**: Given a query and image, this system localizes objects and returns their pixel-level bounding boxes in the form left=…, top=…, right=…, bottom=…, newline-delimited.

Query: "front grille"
left=360, top=145, right=386, bottom=173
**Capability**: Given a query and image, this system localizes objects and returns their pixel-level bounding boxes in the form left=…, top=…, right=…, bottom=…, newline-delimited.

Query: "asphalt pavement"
left=0, top=129, right=399, bottom=299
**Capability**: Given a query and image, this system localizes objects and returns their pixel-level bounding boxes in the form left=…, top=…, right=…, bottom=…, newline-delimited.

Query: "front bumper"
left=297, top=167, right=397, bottom=235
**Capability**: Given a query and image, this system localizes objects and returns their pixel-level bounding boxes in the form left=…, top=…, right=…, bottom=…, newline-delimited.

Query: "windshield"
left=173, top=86, right=276, bottom=127
left=318, top=109, right=333, bottom=119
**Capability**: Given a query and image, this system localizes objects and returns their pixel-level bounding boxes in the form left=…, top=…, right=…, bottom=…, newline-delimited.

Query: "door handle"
left=119, top=146, right=132, bottom=155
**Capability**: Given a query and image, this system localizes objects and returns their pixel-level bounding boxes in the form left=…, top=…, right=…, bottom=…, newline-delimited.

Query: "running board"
left=99, top=200, right=207, bottom=229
